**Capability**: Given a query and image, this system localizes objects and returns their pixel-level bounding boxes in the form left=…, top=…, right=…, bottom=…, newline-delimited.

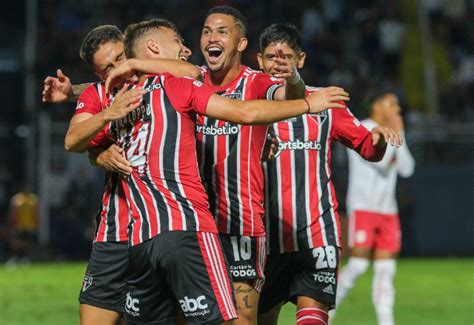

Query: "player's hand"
left=272, top=46, right=297, bottom=81
left=386, top=113, right=404, bottom=132
left=261, top=129, right=280, bottom=162
left=306, top=87, right=349, bottom=114
left=103, top=85, right=145, bottom=122
left=93, top=145, right=132, bottom=176
left=371, top=126, right=403, bottom=148
left=105, top=60, right=138, bottom=95
left=42, top=69, right=72, bottom=103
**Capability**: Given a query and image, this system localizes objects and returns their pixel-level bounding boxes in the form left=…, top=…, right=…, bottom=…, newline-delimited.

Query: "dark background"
left=0, top=0, right=473, bottom=260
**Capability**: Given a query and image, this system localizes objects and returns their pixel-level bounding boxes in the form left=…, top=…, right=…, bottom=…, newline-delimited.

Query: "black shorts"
left=79, top=241, right=129, bottom=313
left=259, top=246, right=340, bottom=313
left=219, top=234, right=266, bottom=292
left=125, top=231, right=237, bottom=324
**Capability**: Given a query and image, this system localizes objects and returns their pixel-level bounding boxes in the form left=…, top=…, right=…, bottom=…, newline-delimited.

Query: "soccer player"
left=109, top=18, right=347, bottom=324
left=43, top=25, right=199, bottom=325
left=255, top=24, right=403, bottom=325
left=196, top=7, right=309, bottom=323
left=332, top=92, right=415, bottom=325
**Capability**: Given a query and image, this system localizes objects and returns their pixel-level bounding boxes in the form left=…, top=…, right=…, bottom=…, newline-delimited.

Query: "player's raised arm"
left=205, top=86, right=349, bottom=125
left=64, top=85, right=144, bottom=153
left=105, top=58, right=201, bottom=94
left=271, top=46, right=306, bottom=100
left=42, top=69, right=92, bottom=103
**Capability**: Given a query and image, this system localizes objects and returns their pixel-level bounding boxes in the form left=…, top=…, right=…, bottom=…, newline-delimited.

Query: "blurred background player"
left=332, top=92, right=415, bottom=325
left=5, top=183, right=38, bottom=268
left=256, top=24, right=402, bottom=325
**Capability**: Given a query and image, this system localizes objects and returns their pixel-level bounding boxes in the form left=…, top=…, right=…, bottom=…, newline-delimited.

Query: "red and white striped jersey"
left=75, top=83, right=129, bottom=242
left=263, top=87, right=386, bottom=254
left=109, top=73, right=219, bottom=246
left=195, top=66, right=283, bottom=237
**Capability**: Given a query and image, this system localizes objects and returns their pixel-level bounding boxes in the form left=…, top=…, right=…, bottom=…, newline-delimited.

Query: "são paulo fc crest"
left=82, top=272, right=93, bottom=292
left=309, top=110, right=327, bottom=126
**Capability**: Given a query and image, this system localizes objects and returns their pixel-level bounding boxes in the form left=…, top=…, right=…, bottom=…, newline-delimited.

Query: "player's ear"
left=297, top=51, right=306, bottom=69
left=237, top=37, right=248, bottom=53
left=257, top=53, right=264, bottom=70
left=146, top=39, right=160, bottom=55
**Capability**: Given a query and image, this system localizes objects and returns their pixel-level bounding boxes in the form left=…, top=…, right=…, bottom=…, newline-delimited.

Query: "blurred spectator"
left=5, top=183, right=38, bottom=267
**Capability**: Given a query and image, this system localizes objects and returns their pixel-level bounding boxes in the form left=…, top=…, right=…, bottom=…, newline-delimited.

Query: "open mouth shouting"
left=206, top=46, right=223, bottom=64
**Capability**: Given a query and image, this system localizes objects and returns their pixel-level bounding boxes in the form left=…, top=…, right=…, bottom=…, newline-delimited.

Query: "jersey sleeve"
left=249, top=72, right=284, bottom=100
left=89, top=126, right=113, bottom=149
left=331, top=107, right=386, bottom=161
left=74, top=84, right=102, bottom=116
left=161, top=73, right=215, bottom=115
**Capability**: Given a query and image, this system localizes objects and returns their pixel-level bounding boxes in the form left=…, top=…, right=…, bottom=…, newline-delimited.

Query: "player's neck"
left=208, top=61, right=242, bottom=87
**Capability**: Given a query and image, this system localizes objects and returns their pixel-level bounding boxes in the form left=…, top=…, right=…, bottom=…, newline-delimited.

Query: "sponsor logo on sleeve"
left=75, top=102, right=85, bottom=110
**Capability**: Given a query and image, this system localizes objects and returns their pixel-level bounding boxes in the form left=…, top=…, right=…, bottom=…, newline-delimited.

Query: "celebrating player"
left=43, top=25, right=199, bottom=325
left=196, top=7, right=309, bottom=323
left=112, top=18, right=348, bottom=324
left=331, top=92, right=415, bottom=325
left=255, top=24, right=403, bottom=325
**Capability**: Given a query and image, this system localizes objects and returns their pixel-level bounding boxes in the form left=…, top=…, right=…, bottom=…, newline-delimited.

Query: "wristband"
left=287, top=68, right=302, bottom=85
left=303, top=98, right=311, bottom=114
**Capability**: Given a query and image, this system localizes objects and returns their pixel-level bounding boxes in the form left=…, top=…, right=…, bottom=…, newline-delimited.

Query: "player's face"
left=381, top=93, right=401, bottom=118
left=156, top=27, right=192, bottom=61
left=200, top=13, right=248, bottom=72
left=93, top=41, right=126, bottom=80
left=257, top=41, right=306, bottom=76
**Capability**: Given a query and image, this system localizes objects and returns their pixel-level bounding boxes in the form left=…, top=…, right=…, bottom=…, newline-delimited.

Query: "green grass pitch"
left=0, top=259, right=472, bottom=324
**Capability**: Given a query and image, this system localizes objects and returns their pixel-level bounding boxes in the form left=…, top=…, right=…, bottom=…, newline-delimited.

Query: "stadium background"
left=0, top=0, right=473, bottom=324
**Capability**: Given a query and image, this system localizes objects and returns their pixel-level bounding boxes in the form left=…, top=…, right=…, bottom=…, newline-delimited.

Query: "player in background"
left=331, top=92, right=415, bottom=325
left=110, top=18, right=348, bottom=324
left=42, top=25, right=199, bottom=325
left=255, top=24, right=403, bottom=325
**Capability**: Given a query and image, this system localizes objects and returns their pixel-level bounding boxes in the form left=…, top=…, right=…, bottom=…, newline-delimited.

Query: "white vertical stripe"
left=274, top=126, right=285, bottom=254
left=247, top=126, right=254, bottom=234
left=114, top=189, right=120, bottom=241
left=157, top=78, right=174, bottom=231
left=202, top=233, right=237, bottom=318
left=97, top=83, right=103, bottom=103
left=208, top=233, right=238, bottom=317
left=288, top=122, right=299, bottom=251
left=316, top=116, right=328, bottom=246
left=303, top=116, right=314, bottom=248
left=324, top=110, right=340, bottom=246
left=263, top=162, right=270, bottom=253
left=128, top=176, right=147, bottom=244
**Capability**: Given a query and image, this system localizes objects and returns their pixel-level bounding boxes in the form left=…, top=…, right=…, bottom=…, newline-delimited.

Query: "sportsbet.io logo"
left=196, top=124, right=239, bottom=136
left=278, top=139, right=322, bottom=151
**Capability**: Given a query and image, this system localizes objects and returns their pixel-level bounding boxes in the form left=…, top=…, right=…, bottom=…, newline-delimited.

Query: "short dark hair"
left=259, top=23, right=302, bottom=53
left=79, top=25, right=123, bottom=66
left=206, top=6, right=248, bottom=36
left=124, top=18, right=179, bottom=59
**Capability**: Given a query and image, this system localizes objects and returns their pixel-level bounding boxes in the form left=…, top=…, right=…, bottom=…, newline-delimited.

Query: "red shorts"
left=348, top=210, right=401, bottom=253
